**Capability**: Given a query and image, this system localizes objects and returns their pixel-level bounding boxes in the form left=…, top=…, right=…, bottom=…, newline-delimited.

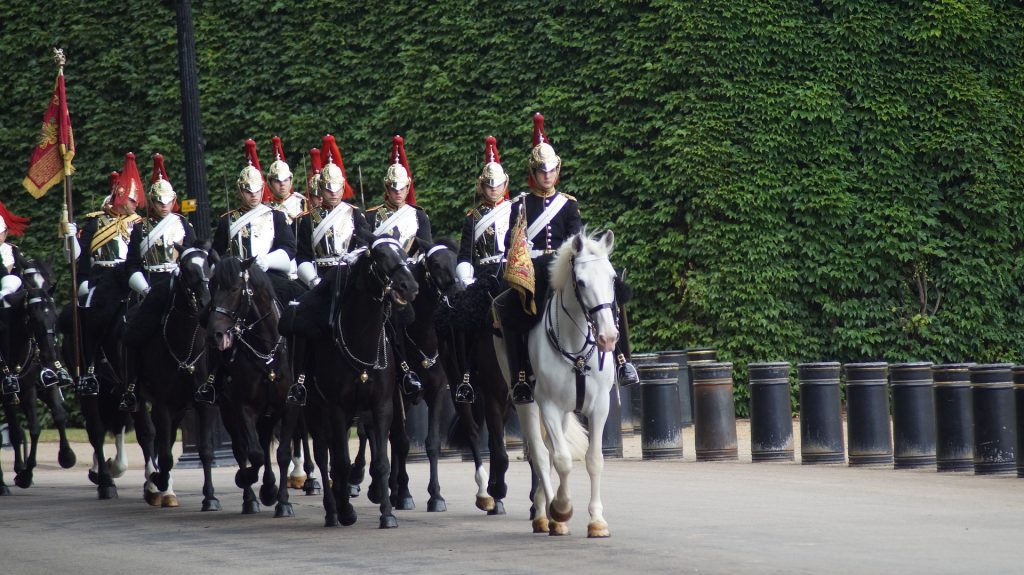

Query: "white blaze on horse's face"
left=571, top=232, right=619, bottom=354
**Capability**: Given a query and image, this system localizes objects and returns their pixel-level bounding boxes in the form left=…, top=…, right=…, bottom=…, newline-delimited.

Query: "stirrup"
left=118, top=384, right=138, bottom=413
left=76, top=369, right=99, bottom=397
left=55, top=362, right=74, bottom=388
left=454, top=373, right=475, bottom=404
left=287, top=374, right=307, bottom=406
left=617, top=355, right=640, bottom=387
left=39, top=367, right=60, bottom=389
left=2, top=373, right=20, bottom=396
left=400, top=362, right=422, bottom=396
left=511, top=373, right=534, bottom=405
left=194, top=375, right=216, bottom=405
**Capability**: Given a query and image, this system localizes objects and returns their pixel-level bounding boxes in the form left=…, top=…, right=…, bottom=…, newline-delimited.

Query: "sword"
left=358, top=165, right=366, bottom=210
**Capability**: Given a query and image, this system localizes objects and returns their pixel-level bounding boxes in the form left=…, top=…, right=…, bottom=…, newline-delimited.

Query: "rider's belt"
left=529, top=249, right=556, bottom=258
left=315, top=256, right=346, bottom=267
left=92, top=260, right=122, bottom=268
left=479, top=255, right=504, bottom=265
left=145, top=263, right=178, bottom=273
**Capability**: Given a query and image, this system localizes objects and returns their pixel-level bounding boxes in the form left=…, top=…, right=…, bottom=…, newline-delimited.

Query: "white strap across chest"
left=229, top=205, right=271, bottom=239
left=373, top=204, right=415, bottom=236
left=474, top=201, right=513, bottom=242
left=312, top=203, right=353, bottom=247
left=526, top=194, right=568, bottom=242
left=139, top=215, right=177, bottom=256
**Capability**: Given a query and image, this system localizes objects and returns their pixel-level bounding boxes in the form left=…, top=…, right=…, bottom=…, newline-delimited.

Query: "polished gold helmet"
left=267, top=135, right=292, bottom=182
left=148, top=153, right=177, bottom=205
left=319, top=134, right=354, bottom=199
left=384, top=135, right=415, bottom=203
left=477, top=136, right=509, bottom=200
left=529, top=113, right=560, bottom=173
left=237, top=139, right=265, bottom=195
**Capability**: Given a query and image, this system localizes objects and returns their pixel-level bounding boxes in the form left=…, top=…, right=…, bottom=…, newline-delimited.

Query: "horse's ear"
left=208, top=247, right=220, bottom=266
left=600, top=230, right=614, bottom=252
left=572, top=234, right=583, bottom=255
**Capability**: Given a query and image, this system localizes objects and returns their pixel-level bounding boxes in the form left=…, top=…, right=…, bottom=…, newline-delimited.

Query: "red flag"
left=22, top=70, right=75, bottom=199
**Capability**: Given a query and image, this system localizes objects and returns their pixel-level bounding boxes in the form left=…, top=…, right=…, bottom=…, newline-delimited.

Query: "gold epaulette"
left=561, top=193, right=577, bottom=202
left=84, top=211, right=105, bottom=218
left=465, top=208, right=476, bottom=217
left=220, top=208, right=239, bottom=218
left=366, top=204, right=383, bottom=212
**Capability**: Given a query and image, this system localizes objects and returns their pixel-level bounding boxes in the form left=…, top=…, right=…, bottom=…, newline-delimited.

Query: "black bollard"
left=749, top=362, right=794, bottom=462
left=631, top=353, right=659, bottom=434
left=970, top=363, right=1016, bottom=475
left=639, top=362, right=683, bottom=460
left=688, top=348, right=719, bottom=424
left=933, top=363, right=974, bottom=472
left=844, top=362, right=893, bottom=467
left=890, top=362, right=936, bottom=469
left=1014, top=366, right=1024, bottom=478
left=691, top=362, right=738, bottom=462
left=798, top=362, right=845, bottom=464
left=658, top=350, right=694, bottom=428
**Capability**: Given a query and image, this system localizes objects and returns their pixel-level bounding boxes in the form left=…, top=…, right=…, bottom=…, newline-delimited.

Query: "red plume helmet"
left=237, top=139, right=268, bottom=199
left=320, top=135, right=355, bottom=201
left=481, top=135, right=509, bottom=200
left=532, top=113, right=549, bottom=147
left=149, top=153, right=178, bottom=211
left=385, top=135, right=415, bottom=205
left=528, top=112, right=560, bottom=189
left=113, top=152, right=146, bottom=211
left=150, top=153, right=170, bottom=184
left=0, top=202, right=30, bottom=237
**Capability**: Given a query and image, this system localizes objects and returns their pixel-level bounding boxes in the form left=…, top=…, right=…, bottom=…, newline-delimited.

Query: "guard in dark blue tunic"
left=0, top=202, right=34, bottom=396
left=364, top=135, right=432, bottom=398
left=450, top=136, right=513, bottom=403
left=119, top=154, right=197, bottom=411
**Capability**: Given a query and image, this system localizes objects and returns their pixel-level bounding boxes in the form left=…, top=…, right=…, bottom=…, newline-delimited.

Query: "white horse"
left=495, top=230, right=620, bottom=537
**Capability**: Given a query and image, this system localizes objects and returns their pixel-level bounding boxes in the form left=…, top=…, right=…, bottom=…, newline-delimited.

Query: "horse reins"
left=162, top=259, right=207, bottom=374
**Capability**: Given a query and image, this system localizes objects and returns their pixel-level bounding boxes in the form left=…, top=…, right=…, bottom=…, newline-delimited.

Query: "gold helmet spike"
left=267, top=136, right=292, bottom=182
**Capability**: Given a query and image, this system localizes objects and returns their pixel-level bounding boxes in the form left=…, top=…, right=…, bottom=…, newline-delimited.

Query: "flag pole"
left=55, top=48, right=82, bottom=378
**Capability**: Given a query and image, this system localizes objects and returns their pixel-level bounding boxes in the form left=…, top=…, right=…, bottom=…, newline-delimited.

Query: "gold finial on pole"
left=53, top=47, right=66, bottom=69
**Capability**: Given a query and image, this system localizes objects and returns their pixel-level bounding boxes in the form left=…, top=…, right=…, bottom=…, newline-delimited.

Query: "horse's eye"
left=576, top=279, right=586, bottom=290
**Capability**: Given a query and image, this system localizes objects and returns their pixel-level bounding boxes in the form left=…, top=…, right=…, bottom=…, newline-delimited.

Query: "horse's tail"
left=563, top=413, right=589, bottom=461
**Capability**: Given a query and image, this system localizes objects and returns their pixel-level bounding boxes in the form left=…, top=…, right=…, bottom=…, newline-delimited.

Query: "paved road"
left=2, top=427, right=1022, bottom=575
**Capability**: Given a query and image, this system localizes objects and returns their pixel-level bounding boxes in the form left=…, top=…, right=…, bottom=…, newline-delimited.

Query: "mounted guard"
left=265, top=135, right=306, bottom=233
left=0, top=202, right=36, bottom=396
left=119, top=153, right=197, bottom=411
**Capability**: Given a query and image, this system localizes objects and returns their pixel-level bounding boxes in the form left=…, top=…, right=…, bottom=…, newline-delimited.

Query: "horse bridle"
left=162, top=253, right=209, bottom=373
left=545, top=254, right=619, bottom=376
left=211, top=268, right=281, bottom=365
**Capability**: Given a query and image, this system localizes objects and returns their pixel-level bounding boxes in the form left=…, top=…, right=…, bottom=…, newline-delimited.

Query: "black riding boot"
left=503, top=329, right=534, bottom=404
left=453, top=331, right=475, bottom=404
left=390, top=328, right=422, bottom=401
left=0, top=317, right=18, bottom=396
left=286, top=335, right=308, bottom=407
left=118, top=348, right=141, bottom=412
left=615, top=304, right=639, bottom=387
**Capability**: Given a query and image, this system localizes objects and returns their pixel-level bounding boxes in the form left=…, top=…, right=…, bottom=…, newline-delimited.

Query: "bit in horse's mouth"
left=392, top=291, right=408, bottom=306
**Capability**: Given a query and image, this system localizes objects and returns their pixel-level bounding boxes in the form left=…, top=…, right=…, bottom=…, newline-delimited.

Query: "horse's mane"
left=211, top=256, right=273, bottom=297
left=550, top=228, right=612, bottom=291
left=433, top=236, right=457, bottom=252
left=28, top=257, right=55, bottom=289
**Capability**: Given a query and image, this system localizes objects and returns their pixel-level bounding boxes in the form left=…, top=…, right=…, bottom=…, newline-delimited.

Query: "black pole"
left=175, top=0, right=211, bottom=239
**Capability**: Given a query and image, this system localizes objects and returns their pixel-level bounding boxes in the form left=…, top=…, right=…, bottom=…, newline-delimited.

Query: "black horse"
left=61, top=266, right=155, bottom=500
left=304, top=236, right=418, bottom=528
left=1, top=261, right=77, bottom=493
left=384, top=238, right=458, bottom=512
left=133, top=248, right=217, bottom=510
left=206, top=256, right=297, bottom=517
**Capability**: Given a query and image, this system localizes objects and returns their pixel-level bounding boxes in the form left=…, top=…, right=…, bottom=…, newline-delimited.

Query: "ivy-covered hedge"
left=2, top=1, right=1022, bottom=417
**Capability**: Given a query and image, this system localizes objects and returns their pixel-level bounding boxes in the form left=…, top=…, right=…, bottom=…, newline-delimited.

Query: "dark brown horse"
left=206, top=256, right=297, bottom=516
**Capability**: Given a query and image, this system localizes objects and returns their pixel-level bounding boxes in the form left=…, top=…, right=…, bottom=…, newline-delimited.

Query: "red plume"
left=114, top=152, right=146, bottom=211
left=307, top=148, right=322, bottom=195
left=321, top=135, right=355, bottom=200
left=0, top=202, right=29, bottom=237
left=389, top=135, right=415, bottom=205
left=532, top=112, right=550, bottom=147
left=271, top=136, right=285, bottom=162
left=151, top=153, right=170, bottom=184
left=108, top=171, right=120, bottom=191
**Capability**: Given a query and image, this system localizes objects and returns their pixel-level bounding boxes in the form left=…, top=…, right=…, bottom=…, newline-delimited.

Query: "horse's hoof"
left=347, top=483, right=360, bottom=499
left=202, top=498, right=221, bottom=512
left=392, top=494, right=415, bottom=511
left=14, top=470, right=33, bottom=489
left=487, top=500, right=506, bottom=516
left=303, top=478, right=321, bottom=496
left=379, top=514, right=399, bottom=529
left=259, top=484, right=279, bottom=506
left=339, top=506, right=357, bottom=527
left=88, top=470, right=100, bottom=485
left=587, top=520, right=610, bottom=538
left=274, top=503, right=294, bottom=518
left=106, top=458, right=126, bottom=479
left=161, top=494, right=179, bottom=508
left=549, top=521, right=570, bottom=536
left=58, top=447, right=77, bottom=469
left=0, top=484, right=10, bottom=496
left=532, top=517, right=549, bottom=534
left=427, top=497, right=446, bottom=512
left=549, top=502, right=573, bottom=523
left=325, top=514, right=340, bottom=528
left=241, top=500, right=261, bottom=514
left=476, top=495, right=495, bottom=512
left=144, top=488, right=162, bottom=507
left=287, top=475, right=306, bottom=489
left=98, top=484, right=118, bottom=500
left=529, top=505, right=537, bottom=521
